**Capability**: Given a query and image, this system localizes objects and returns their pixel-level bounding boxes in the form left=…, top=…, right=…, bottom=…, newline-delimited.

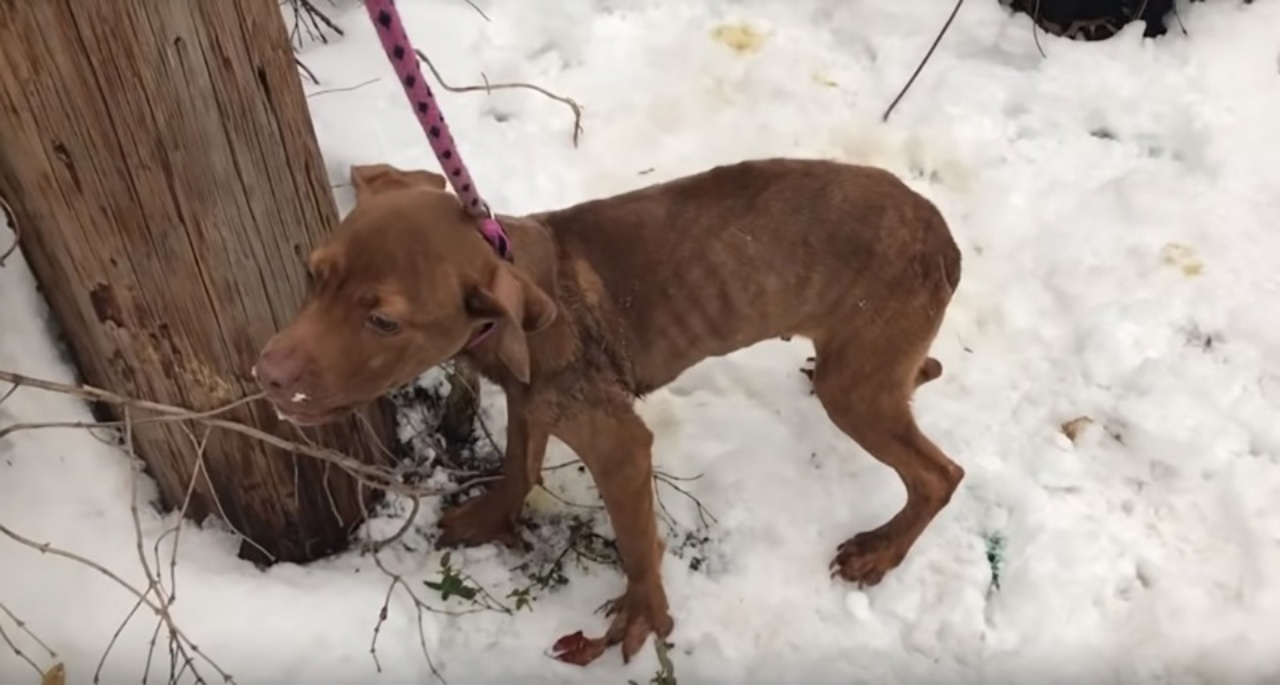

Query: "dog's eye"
left=366, top=312, right=400, bottom=335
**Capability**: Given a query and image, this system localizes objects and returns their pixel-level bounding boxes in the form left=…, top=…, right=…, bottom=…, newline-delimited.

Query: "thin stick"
left=307, top=78, right=380, bottom=98
left=1171, top=1, right=1188, bottom=36
left=1032, top=0, right=1047, bottom=58
left=881, top=0, right=967, bottom=123
left=369, top=553, right=449, bottom=684
left=97, top=409, right=162, bottom=684
left=442, top=366, right=502, bottom=455
left=535, top=483, right=603, bottom=510
left=96, top=596, right=148, bottom=684
left=0, top=522, right=234, bottom=683
left=0, top=601, right=56, bottom=659
left=0, top=369, right=496, bottom=497
left=655, top=471, right=718, bottom=530
left=191, top=437, right=277, bottom=564
left=0, top=391, right=263, bottom=441
left=414, top=48, right=584, bottom=147
left=365, top=495, right=422, bottom=553
left=295, top=57, right=320, bottom=85
left=0, top=621, right=42, bottom=675
left=460, top=0, right=491, bottom=22
left=297, top=0, right=343, bottom=38
left=0, top=193, right=19, bottom=267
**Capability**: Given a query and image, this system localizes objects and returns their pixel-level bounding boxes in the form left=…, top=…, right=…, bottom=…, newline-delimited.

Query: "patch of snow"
left=3, top=1, right=1280, bottom=683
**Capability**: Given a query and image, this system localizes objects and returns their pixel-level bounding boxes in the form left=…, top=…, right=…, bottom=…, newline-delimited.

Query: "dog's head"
left=254, top=164, right=556, bottom=426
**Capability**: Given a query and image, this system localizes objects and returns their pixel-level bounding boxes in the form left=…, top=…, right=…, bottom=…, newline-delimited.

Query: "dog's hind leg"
left=810, top=337, right=963, bottom=587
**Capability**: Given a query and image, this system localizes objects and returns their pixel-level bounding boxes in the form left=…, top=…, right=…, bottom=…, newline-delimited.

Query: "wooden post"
left=0, top=0, right=398, bottom=564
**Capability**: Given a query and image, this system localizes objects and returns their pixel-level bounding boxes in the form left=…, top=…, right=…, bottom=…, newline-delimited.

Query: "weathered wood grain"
left=0, top=0, right=397, bottom=564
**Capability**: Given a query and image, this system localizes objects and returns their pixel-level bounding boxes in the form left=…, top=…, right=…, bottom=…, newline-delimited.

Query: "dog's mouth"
left=265, top=399, right=355, bottom=427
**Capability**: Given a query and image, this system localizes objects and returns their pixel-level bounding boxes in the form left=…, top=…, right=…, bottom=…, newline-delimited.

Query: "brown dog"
left=254, top=158, right=964, bottom=665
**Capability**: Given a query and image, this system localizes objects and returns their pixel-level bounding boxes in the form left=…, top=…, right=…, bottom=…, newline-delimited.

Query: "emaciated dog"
left=254, top=158, right=964, bottom=665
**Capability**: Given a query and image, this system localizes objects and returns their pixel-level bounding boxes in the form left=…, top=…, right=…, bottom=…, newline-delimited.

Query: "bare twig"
left=441, top=364, right=501, bottom=456
left=535, top=483, right=604, bottom=510
left=1171, top=1, right=1188, bottom=36
left=0, top=193, right=19, bottom=267
left=0, top=601, right=56, bottom=662
left=0, top=369, right=497, bottom=498
left=94, top=409, right=208, bottom=685
left=364, top=495, right=422, bottom=553
left=282, top=0, right=344, bottom=48
left=307, top=78, right=380, bottom=98
left=0, top=391, right=262, bottom=442
left=882, top=0, right=967, bottom=123
left=0, top=621, right=42, bottom=676
left=460, top=0, right=491, bottom=22
left=541, top=459, right=582, bottom=474
left=368, top=553, right=449, bottom=684
left=187, top=429, right=277, bottom=564
left=97, top=597, right=148, bottom=685
left=1132, top=0, right=1151, bottom=32
left=0, top=522, right=234, bottom=683
left=1032, top=0, right=1047, bottom=58
left=413, top=49, right=585, bottom=147
left=295, top=57, right=320, bottom=85
left=654, top=471, right=718, bottom=530
left=299, top=0, right=343, bottom=39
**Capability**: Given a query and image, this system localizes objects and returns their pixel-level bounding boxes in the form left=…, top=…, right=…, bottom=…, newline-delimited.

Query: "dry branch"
left=0, top=369, right=496, bottom=498
left=0, top=367, right=506, bottom=681
left=882, top=0, right=966, bottom=123
left=0, top=621, right=42, bottom=676
left=414, top=49, right=584, bottom=147
left=461, top=0, right=491, bottom=22
left=0, top=193, right=18, bottom=267
left=0, top=358, right=716, bottom=683
left=0, top=601, right=56, bottom=665
left=282, top=0, right=344, bottom=48
left=0, top=521, right=233, bottom=684
left=307, top=78, right=380, bottom=99
left=295, top=57, right=320, bottom=85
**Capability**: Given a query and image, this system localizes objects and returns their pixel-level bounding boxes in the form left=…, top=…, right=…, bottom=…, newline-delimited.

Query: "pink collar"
left=465, top=321, right=497, bottom=350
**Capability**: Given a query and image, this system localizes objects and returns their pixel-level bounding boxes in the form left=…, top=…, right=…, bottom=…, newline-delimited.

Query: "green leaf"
left=424, top=572, right=478, bottom=602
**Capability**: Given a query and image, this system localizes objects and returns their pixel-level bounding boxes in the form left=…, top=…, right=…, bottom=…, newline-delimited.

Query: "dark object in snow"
left=1003, top=0, right=1248, bottom=41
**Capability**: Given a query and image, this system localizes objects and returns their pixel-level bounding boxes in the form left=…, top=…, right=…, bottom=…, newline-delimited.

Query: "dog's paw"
left=829, top=530, right=907, bottom=587
left=550, top=582, right=673, bottom=666
left=436, top=490, right=527, bottom=551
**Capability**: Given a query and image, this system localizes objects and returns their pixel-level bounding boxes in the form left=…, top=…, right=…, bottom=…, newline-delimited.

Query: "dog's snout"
left=254, top=345, right=305, bottom=393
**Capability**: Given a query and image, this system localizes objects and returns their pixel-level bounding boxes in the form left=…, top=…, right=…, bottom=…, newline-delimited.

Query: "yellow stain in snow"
left=524, top=484, right=559, bottom=514
left=1161, top=242, right=1204, bottom=277
left=711, top=23, right=765, bottom=54
left=811, top=70, right=839, bottom=88
left=42, top=663, right=66, bottom=685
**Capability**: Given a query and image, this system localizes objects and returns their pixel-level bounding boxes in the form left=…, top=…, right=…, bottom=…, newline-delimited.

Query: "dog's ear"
left=306, top=244, right=344, bottom=285
left=466, top=264, right=557, bottom=383
left=350, top=164, right=447, bottom=203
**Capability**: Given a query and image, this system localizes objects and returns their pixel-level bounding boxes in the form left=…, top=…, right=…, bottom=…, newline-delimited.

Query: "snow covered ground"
left=4, top=0, right=1280, bottom=683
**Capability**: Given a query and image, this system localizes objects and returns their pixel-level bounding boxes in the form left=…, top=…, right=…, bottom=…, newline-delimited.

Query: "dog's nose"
left=254, top=347, right=304, bottom=392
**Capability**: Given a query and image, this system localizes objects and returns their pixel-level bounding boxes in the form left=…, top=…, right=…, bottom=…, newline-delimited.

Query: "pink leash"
left=363, top=0, right=512, bottom=262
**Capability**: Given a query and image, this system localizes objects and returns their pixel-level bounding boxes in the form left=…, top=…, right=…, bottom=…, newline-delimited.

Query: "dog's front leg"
left=437, top=389, right=548, bottom=550
left=548, top=398, right=673, bottom=666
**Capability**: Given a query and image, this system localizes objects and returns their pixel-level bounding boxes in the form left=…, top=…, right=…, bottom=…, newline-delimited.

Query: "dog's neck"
left=501, top=214, right=558, bottom=297
left=460, top=214, right=578, bottom=388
